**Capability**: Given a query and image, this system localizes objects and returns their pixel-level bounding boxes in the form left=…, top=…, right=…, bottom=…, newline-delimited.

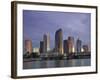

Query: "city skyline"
left=24, top=28, right=89, bottom=54
left=23, top=10, right=91, bottom=49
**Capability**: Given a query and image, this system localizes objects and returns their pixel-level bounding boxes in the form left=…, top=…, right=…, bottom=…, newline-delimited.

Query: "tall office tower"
left=63, top=40, right=68, bottom=53
left=40, top=41, right=44, bottom=53
left=76, top=38, right=82, bottom=53
left=43, top=33, right=50, bottom=53
left=67, top=36, right=74, bottom=53
left=55, top=28, right=63, bottom=54
left=47, top=33, right=50, bottom=51
left=83, top=45, right=88, bottom=53
left=25, top=40, right=33, bottom=54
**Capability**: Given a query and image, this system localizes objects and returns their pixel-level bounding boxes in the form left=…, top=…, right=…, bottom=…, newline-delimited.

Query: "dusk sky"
left=23, top=10, right=91, bottom=49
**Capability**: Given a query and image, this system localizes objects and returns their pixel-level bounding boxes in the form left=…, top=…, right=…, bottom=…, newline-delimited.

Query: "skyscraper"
left=55, top=28, right=63, bottom=54
left=40, top=41, right=44, bottom=53
left=67, top=36, right=74, bottom=53
left=43, top=33, right=50, bottom=53
left=63, top=40, right=68, bottom=54
left=25, top=40, right=32, bottom=54
left=76, top=38, right=82, bottom=53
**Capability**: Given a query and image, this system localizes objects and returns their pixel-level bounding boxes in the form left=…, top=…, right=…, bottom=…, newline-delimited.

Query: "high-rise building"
left=76, top=38, right=82, bottom=53
left=43, top=33, right=50, bottom=53
left=25, top=40, right=32, bottom=54
left=63, top=40, right=68, bottom=53
left=55, top=28, right=63, bottom=54
left=83, top=45, right=88, bottom=52
left=40, top=41, right=44, bottom=53
left=67, top=36, right=74, bottom=53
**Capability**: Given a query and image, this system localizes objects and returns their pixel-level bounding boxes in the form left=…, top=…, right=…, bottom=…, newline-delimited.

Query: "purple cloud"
left=23, top=10, right=91, bottom=48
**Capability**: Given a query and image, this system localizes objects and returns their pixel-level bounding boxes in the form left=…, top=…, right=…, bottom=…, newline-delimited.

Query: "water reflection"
left=23, top=59, right=91, bottom=69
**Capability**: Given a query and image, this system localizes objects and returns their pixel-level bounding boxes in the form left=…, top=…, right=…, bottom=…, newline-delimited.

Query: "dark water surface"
left=23, top=59, right=90, bottom=69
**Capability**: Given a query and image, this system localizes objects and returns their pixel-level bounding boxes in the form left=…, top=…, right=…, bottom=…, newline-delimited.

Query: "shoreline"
left=23, top=55, right=91, bottom=62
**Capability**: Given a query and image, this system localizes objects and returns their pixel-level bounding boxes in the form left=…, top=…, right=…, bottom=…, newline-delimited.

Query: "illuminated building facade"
left=55, top=28, right=63, bottom=54
left=67, top=36, right=74, bottom=53
left=43, top=34, right=50, bottom=53
left=25, top=40, right=33, bottom=54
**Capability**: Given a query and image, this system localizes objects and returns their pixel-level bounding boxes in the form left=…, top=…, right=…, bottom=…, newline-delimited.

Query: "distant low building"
left=81, top=47, right=84, bottom=52
left=83, top=45, right=88, bottom=52
left=33, top=48, right=39, bottom=53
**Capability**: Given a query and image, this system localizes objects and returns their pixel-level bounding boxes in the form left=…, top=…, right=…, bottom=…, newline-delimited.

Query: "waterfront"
left=23, top=59, right=90, bottom=69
